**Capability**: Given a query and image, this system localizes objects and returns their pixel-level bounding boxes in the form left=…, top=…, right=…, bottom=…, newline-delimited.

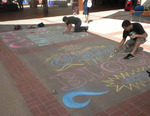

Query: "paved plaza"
left=0, top=6, right=150, bottom=116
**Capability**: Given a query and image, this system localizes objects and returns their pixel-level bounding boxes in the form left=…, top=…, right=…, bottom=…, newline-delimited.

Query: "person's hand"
left=63, top=28, right=68, bottom=34
left=63, top=30, right=68, bottom=34
left=130, top=35, right=137, bottom=39
left=114, top=47, right=119, bottom=53
left=63, top=31, right=66, bottom=34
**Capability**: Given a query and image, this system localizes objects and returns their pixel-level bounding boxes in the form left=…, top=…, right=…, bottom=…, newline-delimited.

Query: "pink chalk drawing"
left=49, top=54, right=150, bottom=91
left=9, top=39, right=34, bottom=48
left=0, top=30, right=36, bottom=48
left=101, top=60, right=127, bottom=73
left=3, top=36, right=22, bottom=42
left=49, top=72, right=87, bottom=91
left=1, top=32, right=34, bottom=48
left=76, top=66, right=108, bottom=81
left=4, top=38, right=20, bottom=42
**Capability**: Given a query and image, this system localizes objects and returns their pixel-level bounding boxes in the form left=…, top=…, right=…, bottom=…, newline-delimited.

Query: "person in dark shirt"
left=62, top=16, right=88, bottom=34
left=115, top=20, right=148, bottom=59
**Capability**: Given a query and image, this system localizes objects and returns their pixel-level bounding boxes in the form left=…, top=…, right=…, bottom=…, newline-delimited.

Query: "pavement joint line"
left=39, top=18, right=58, bottom=24
left=119, top=91, right=150, bottom=115
left=104, top=31, right=123, bottom=36
left=143, top=25, right=150, bottom=28
left=134, top=98, right=150, bottom=116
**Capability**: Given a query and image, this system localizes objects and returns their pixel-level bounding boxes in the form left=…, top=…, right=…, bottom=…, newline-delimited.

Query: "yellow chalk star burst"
left=102, top=68, right=150, bottom=92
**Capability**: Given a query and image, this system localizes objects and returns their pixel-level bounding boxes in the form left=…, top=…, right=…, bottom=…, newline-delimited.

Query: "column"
left=78, top=0, right=84, bottom=14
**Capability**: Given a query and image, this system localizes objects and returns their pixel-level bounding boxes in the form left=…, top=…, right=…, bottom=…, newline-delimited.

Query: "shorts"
left=125, top=33, right=148, bottom=47
left=125, top=35, right=148, bottom=47
left=83, top=2, right=89, bottom=15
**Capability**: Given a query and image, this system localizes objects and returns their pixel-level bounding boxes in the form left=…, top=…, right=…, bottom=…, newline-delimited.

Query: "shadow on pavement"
left=104, top=10, right=150, bottom=23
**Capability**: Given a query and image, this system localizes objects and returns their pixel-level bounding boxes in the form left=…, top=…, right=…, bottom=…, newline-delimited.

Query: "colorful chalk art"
left=0, top=26, right=90, bottom=48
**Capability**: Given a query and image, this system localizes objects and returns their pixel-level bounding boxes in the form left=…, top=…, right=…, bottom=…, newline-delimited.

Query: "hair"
left=62, top=16, right=68, bottom=22
left=122, top=20, right=131, bottom=27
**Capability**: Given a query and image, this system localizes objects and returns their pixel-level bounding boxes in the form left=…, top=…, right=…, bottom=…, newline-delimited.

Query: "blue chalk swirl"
left=63, top=91, right=109, bottom=108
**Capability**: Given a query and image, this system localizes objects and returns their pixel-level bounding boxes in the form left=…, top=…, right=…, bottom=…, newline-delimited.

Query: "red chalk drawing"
left=49, top=72, right=87, bottom=91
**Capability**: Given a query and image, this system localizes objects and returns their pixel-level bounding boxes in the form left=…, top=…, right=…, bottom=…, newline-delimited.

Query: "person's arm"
left=63, top=24, right=72, bottom=34
left=67, top=24, right=72, bottom=34
left=115, top=38, right=126, bottom=51
left=130, top=23, right=147, bottom=39
left=115, top=30, right=128, bottom=51
left=130, top=33, right=147, bottom=39
left=63, top=25, right=68, bottom=34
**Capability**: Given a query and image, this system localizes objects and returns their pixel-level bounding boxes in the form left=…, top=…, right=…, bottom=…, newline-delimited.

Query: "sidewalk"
left=0, top=7, right=150, bottom=116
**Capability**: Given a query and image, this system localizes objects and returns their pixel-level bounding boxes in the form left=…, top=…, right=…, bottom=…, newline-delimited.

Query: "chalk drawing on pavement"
left=49, top=72, right=88, bottom=91
left=26, top=26, right=89, bottom=46
left=0, top=32, right=34, bottom=48
left=102, top=67, right=150, bottom=92
left=0, top=26, right=90, bottom=48
left=63, top=91, right=109, bottom=108
left=58, top=44, right=81, bottom=52
left=46, top=45, right=116, bottom=71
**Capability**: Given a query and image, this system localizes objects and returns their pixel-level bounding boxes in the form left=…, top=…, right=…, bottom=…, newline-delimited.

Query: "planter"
left=130, top=10, right=150, bottom=16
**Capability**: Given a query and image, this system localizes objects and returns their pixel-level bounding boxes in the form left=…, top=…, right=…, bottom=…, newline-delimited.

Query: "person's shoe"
left=124, top=53, right=135, bottom=59
left=85, top=26, right=88, bottom=32
left=88, top=20, right=93, bottom=23
left=146, top=70, right=150, bottom=77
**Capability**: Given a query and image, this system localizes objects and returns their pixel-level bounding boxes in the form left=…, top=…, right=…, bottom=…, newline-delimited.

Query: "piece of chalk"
left=52, top=90, right=56, bottom=94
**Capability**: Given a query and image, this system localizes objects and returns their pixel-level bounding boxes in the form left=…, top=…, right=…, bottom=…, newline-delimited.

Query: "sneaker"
left=146, top=70, right=150, bottom=77
left=124, top=53, right=135, bottom=59
left=88, top=20, right=93, bottom=23
left=84, top=26, right=88, bottom=32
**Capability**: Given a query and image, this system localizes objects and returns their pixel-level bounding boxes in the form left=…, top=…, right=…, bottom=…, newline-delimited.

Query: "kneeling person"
left=62, top=16, right=88, bottom=34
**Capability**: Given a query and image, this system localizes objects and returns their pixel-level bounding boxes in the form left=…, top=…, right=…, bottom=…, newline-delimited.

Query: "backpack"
left=87, top=0, right=92, bottom=8
left=14, top=25, right=22, bottom=30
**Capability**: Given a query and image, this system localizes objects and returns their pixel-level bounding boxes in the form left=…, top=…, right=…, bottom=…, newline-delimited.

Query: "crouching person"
left=115, top=20, right=148, bottom=59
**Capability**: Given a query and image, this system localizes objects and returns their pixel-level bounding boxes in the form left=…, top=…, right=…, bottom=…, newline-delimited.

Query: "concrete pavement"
left=0, top=6, right=150, bottom=116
